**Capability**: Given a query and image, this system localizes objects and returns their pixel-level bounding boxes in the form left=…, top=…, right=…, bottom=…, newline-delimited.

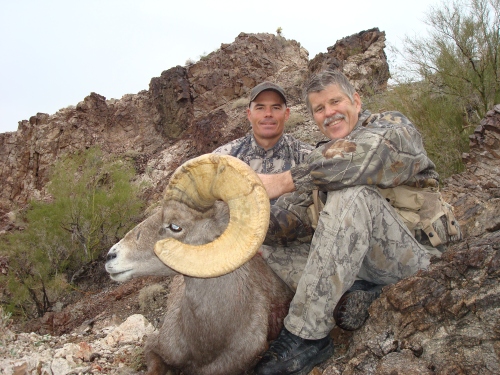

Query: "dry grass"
left=138, top=284, right=167, bottom=312
left=285, top=112, right=306, bottom=131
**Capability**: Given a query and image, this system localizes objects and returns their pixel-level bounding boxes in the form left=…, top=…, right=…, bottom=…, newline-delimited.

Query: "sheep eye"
left=169, top=224, right=182, bottom=232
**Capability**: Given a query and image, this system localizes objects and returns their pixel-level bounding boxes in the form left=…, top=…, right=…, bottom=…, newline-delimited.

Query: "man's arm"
left=258, top=171, right=295, bottom=199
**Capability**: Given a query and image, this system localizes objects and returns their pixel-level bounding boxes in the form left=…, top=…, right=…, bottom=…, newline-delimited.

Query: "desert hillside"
left=1, top=28, right=500, bottom=375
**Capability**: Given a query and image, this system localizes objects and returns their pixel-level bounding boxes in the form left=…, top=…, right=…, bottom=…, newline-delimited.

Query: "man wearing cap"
left=213, top=81, right=313, bottom=179
left=214, top=81, right=316, bottom=245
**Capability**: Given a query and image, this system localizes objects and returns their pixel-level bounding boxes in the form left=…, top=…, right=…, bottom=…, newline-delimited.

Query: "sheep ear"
left=154, top=154, right=270, bottom=278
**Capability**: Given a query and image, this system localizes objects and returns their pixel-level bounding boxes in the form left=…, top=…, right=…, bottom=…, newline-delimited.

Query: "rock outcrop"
left=334, top=230, right=500, bottom=375
left=0, top=29, right=390, bottom=233
left=442, top=105, right=500, bottom=238
left=308, top=27, right=390, bottom=94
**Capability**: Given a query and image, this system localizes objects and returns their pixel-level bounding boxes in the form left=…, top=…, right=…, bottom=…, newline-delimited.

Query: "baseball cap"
left=249, top=82, right=287, bottom=106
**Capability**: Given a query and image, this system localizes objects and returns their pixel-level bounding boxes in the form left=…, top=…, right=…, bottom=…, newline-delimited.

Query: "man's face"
left=247, top=90, right=290, bottom=148
left=308, top=84, right=361, bottom=140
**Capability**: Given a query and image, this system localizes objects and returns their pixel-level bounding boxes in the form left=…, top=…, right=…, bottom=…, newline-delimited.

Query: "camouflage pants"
left=260, top=185, right=430, bottom=339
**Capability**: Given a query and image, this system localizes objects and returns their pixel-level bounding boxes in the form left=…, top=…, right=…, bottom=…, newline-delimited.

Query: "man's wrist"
left=258, top=171, right=295, bottom=200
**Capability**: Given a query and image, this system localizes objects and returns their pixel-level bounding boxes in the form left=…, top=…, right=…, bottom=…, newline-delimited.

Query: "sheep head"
left=106, top=209, right=171, bottom=281
left=106, top=154, right=270, bottom=281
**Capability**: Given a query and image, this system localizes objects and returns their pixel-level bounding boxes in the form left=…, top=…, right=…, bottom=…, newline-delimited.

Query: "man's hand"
left=258, top=171, right=295, bottom=199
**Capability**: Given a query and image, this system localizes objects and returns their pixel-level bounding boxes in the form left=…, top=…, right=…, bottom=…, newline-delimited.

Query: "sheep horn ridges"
left=154, top=154, right=270, bottom=278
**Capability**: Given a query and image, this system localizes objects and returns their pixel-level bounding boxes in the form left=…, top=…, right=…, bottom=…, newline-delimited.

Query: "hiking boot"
left=333, top=280, right=384, bottom=331
left=254, top=327, right=334, bottom=375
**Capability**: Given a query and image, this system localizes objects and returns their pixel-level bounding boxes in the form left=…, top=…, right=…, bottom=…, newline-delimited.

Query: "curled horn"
left=154, top=154, right=270, bottom=278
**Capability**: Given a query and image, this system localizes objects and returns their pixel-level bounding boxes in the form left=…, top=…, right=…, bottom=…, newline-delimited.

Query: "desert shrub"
left=0, top=306, right=13, bottom=345
left=364, top=80, right=473, bottom=181
left=0, top=147, right=146, bottom=318
left=231, top=97, right=248, bottom=109
left=396, top=0, right=500, bottom=119
left=285, top=112, right=306, bottom=131
left=0, top=305, right=11, bottom=330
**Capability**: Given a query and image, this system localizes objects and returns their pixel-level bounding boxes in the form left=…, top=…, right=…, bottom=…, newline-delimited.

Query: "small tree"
left=365, top=80, right=471, bottom=180
left=398, top=0, right=500, bottom=118
left=1, top=147, right=145, bottom=318
left=47, top=147, right=145, bottom=262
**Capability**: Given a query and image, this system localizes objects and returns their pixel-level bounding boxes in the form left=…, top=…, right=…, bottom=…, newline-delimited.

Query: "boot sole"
left=289, top=340, right=335, bottom=375
left=334, top=287, right=383, bottom=331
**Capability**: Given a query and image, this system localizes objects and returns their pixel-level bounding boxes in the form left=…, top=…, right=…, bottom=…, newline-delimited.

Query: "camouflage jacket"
left=213, top=132, right=313, bottom=173
left=271, top=109, right=440, bottom=245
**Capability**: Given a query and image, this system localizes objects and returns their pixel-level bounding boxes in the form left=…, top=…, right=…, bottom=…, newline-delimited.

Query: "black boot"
left=254, top=327, right=334, bottom=375
left=333, top=280, right=384, bottom=331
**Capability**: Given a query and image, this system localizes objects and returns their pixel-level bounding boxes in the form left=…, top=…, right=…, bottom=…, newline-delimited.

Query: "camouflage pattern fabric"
left=265, top=190, right=329, bottom=245
left=260, top=242, right=310, bottom=291
left=265, top=204, right=314, bottom=246
left=265, top=109, right=446, bottom=247
left=262, top=185, right=431, bottom=339
left=213, top=133, right=313, bottom=174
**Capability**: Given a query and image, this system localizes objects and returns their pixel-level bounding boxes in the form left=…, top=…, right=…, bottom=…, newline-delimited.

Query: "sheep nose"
left=106, top=252, right=117, bottom=262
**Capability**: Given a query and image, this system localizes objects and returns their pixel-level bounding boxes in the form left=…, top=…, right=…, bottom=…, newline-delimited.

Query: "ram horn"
left=154, top=154, right=270, bottom=278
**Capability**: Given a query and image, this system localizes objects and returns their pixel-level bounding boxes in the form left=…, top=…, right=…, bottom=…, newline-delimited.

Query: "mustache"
left=323, top=114, right=345, bottom=126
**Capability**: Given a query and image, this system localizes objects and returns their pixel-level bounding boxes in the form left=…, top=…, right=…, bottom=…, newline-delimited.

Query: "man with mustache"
left=253, top=70, right=461, bottom=375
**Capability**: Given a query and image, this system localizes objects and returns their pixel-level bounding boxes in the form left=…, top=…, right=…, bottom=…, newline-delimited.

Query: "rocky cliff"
left=0, top=28, right=389, bottom=234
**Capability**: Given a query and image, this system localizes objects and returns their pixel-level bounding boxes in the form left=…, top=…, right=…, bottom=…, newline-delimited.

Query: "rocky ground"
left=1, top=268, right=359, bottom=375
left=1, top=275, right=169, bottom=374
left=3, top=231, right=499, bottom=375
left=2, top=104, right=500, bottom=375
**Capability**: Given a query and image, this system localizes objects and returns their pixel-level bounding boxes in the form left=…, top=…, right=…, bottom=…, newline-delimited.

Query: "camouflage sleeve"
left=290, top=112, right=437, bottom=194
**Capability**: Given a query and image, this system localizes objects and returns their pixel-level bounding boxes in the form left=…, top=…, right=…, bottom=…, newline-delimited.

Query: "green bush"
left=0, top=147, right=146, bottom=318
left=364, top=80, right=473, bottom=181
left=397, top=0, right=500, bottom=119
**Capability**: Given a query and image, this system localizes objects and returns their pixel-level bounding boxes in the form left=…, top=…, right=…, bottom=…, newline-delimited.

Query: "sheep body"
left=106, top=200, right=293, bottom=375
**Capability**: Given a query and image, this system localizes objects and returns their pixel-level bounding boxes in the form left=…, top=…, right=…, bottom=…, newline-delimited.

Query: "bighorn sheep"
left=105, top=154, right=293, bottom=375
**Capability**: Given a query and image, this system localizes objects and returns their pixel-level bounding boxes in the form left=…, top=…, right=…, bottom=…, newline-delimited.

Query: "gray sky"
left=0, top=0, right=436, bottom=134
